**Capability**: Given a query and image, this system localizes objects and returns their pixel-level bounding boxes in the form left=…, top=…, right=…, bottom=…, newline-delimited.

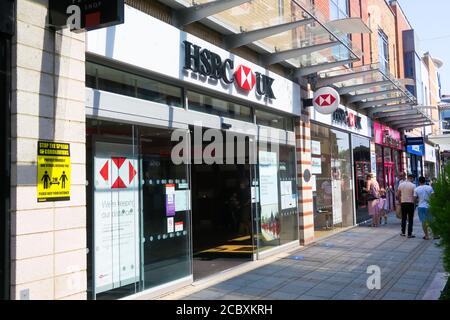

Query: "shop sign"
left=332, top=108, right=362, bottom=130
left=183, top=41, right=275, bottom=99
left=313, top=87, right=340, bottom=114
left=49, top=0, right=124, bottom=32
left=374, top=122, right=402, bottom=149
left=406, top=137, right=425, bottom=156
left=37, top=141, right=71, bottom=202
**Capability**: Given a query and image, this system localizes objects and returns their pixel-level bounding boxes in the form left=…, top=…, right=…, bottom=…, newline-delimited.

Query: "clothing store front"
left=85, top=6, right=300, bottom=299
left=373, top=122, right=403, bottom=210
left=310, top=106, right=372, bottom=237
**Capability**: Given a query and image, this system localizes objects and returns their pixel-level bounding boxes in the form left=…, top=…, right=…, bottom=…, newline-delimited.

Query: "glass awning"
left=314, top=63, right=434, bottom=130
left=161, top=0, right=362, bottom=73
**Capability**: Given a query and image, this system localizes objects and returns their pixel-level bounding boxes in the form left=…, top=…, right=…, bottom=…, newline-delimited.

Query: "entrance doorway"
left=191, top=129, right=254, bottom=280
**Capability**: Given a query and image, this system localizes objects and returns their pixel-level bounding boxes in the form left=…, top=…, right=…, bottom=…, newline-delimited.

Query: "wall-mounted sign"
left=49, top=0, right=124, bottom=32
left=332, top=108, right=362, bottom=130
left=406, top=137, right=425, bottom=156
left=183, top=41, right=276, bottom=99
left=374, top=122, right=402, bottom=150
left=313, top=87, right=340, bottom=114
left=37, top=141, right=71, bottom=202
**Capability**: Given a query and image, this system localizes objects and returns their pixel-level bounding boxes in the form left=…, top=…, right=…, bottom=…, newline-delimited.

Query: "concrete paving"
left=160, top=214, right=446, bottom=300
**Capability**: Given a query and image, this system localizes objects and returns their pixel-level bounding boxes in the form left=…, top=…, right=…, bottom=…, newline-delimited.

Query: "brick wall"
left=10, top=0, right=87, bottom=300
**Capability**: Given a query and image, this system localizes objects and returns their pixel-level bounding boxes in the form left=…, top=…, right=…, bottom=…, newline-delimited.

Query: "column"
left=10, top=0, right=87, bottom=300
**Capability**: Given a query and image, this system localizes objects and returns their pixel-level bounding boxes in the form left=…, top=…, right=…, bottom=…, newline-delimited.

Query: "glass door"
left=93, top=140, right=141, bottom=299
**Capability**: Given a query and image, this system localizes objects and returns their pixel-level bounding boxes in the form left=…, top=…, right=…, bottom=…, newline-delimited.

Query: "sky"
left=400, top=0, right=450, bottom=95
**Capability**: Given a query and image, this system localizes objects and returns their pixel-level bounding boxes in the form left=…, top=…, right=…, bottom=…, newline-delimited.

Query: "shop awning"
left=313, top=63, right=436, bottom=130
left=428, top=134, right=450, bottom=151
left=161, top=0, right=362, bottom=73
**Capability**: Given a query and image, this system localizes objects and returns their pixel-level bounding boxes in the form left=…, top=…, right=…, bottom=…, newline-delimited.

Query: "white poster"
left=167, top=217, right=174, bottom=233
left=312, top=157, right=322, bottom=174
left=175, top=190, right=191, bottom=212
left=259, top=151, right=280, bottom=242
left=311, top=140, right=321, bottom=155
left=371, top=152, right=377, bottom=175
left=311, top=175, right=317, bottom=192
left=280, top=180, right=292, bottom=196
left=332, top=179, right=343, bottom=225
left=258, top=151, right=279, bottom=206
left=94, top=143, right=140, bottom=294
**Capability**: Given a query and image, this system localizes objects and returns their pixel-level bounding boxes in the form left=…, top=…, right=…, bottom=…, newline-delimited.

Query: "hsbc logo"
left=98, top=157, right=137, bottom=189
left=183, top=41, right=276, bottom=99
left=314, top=94, right=336, bottom=107
left=235, top=65, right=255, bottom=91
left=312, top=87, right=340, bottom=114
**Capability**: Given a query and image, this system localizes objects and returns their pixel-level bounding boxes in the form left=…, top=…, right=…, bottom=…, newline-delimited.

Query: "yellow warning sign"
left=37, top=141, right=71, bottom=202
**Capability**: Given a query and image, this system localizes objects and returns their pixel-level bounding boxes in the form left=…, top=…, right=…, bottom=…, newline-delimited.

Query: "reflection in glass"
left=352, top=135, right=371, bottom=223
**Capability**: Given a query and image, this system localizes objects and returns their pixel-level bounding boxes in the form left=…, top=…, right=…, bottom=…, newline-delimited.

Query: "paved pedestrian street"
left=160, top=214, right=445, bottom=300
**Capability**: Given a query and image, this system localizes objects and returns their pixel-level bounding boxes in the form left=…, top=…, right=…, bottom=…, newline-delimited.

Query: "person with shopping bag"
left=364, top=173, right=381, bottom=227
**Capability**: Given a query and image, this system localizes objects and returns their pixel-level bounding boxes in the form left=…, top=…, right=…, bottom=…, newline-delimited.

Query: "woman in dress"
left=364, top=173, right=381, bottom=227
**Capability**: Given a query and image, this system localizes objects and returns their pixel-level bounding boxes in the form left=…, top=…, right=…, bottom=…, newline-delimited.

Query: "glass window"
left=187, top=91, right=252, bottom=122
left=330, top=0, right=349, bottom=20
left=384, top=147, right=392, bottom=163
left=311, top=124, right=354, bottom=237
left=378, top=30, right=389, bottom=73
left=352, top=135, right=371, bottom=224
left=86, top=119, right=191, bottom=299
left=255, top=109, right=294, bottom=131
left=86, top=62, right=183, bottom=108
left=255, top=142, right=299, bottom=252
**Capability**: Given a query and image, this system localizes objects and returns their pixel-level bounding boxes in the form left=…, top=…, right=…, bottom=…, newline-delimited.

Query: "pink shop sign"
left=373, top=122, right=402, bottom=150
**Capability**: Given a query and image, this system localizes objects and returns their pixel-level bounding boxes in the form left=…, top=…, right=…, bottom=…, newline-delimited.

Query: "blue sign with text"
left=406, top=144, right=425, bottom=156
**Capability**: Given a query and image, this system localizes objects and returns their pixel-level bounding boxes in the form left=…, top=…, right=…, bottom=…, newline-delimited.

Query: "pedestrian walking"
left=414, top=176, right=437, bottom=240
left=364, top=173, right=381, bottom=227
left=397, top=174, right=416, bottom=238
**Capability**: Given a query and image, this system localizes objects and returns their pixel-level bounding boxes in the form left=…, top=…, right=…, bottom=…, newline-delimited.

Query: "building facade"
left=3, top=0, right=440, bottom=300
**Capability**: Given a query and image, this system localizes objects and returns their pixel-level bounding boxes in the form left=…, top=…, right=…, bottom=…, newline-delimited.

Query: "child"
left=378, top=188, right=388, bottom=225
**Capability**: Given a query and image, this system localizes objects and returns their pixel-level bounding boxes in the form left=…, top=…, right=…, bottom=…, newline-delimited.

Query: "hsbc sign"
left=183, top=41, right=276, bottom=99
left=312, top=87, right=340, bottom=114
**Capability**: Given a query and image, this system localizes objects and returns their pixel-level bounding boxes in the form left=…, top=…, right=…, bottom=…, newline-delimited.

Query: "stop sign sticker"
left=312, top=87, right=340, bottom=114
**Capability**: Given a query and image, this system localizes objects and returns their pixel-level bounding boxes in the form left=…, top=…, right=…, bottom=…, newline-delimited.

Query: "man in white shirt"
left=397, top=174, right=416, bottom=238
left=414, top=176, right=434, bottom=240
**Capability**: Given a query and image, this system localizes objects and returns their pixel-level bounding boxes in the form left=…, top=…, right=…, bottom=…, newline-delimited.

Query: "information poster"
left=94, top=142, right=140, bottom=294
left=175, top=189, right=191, bottom=212
left=332, top=179, right=343, bottom=224
left=37, top=141, right=71, bottom=202
left=311, top=157, right=322, bottom=174
left=311, top=140, right=321, bottom=155
left=258, top=151, right=280, bottom=241
left=166, top=184, right=176, bottom=216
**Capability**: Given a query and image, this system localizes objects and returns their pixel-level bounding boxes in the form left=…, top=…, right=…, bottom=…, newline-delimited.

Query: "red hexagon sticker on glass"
left=234, top=65, right=256, bottom=91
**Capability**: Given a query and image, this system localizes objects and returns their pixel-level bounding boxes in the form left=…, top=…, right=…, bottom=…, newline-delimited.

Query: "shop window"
left=187, top=91, right=252, bottom=122
left=85, top=62, right=183, bottom=108
left=311, top=124, right=354, bottom=237
left=352, top=135, right=371, bottom=224
left=378, top=30, right=389, bottom=73
left=255, top=108, right=294, bottom=131
left=86, top=119, right=191, bottom=299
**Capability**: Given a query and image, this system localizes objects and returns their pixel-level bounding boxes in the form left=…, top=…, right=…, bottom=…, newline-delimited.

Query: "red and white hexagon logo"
left=234, top=65, right=256, bottom=91
left=312, top=87, right=340, bottom=114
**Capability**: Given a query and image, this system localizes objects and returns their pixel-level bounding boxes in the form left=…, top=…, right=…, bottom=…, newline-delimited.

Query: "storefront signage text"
left=383, top=131, right=402, bottom=149
left=183, top=41, right=276, bottom=99
left=373, top=122, right=402, bottom=150
left=332, top=108, right=362, bottom=130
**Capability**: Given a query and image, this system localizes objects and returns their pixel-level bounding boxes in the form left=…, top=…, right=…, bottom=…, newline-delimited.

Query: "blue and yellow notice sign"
left=37, top=141, right=71, bottom=202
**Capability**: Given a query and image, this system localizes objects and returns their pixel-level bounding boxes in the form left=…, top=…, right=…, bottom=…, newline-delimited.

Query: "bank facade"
left=4, top=0, right=440, bottom=300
